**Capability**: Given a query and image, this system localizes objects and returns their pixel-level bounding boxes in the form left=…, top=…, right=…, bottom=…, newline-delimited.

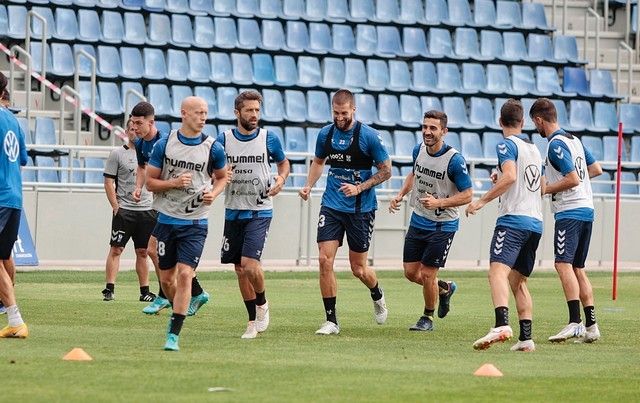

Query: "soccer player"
left=465, top=99, right=544, bottom=352
left=0, top=72, right=29, bottom=338
left=130, top=102, right=209, bottom=316
left=101, top=119, right=157, bottom=302
left=146, top=96, right=228, bottom=351
left=299, top=89, right=391, bottom=335
left=529, top=98, right=602, bottom=343
left=218, top=91, right=290, bottom=339
left=389, top=110, right=472, bottom=331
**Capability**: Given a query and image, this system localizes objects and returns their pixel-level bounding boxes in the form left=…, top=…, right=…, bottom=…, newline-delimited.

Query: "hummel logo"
left=493, top=248, right=503, bottom=255
left=498, top=144, right=508, bottom=155
left=558, top=248, right=565, bottom=254
left=554, top=146, right=564, bottom=160
left=557, top=235, right=566, bottom=242
left=558, top=230, right=566, bottom=236
left=184, top=193, right=205, bottom=214
left=557, top=242, right=565, bottom=248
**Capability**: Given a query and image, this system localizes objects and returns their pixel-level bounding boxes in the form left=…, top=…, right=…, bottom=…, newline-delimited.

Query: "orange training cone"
left=473, top=363, right=503, bottom=377
left=62, top=348, right=93, bottom=361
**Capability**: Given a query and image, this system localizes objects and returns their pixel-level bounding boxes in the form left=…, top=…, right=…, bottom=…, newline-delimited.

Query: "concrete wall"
left=22, top=190, right=640, bottom=269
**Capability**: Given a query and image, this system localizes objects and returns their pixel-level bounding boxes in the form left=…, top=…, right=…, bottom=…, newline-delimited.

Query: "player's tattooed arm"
left=358, top=159, right=391, bottom=192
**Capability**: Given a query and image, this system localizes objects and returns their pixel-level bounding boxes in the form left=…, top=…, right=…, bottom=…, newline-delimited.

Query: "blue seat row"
left=22, top=155, right=105, bottom=184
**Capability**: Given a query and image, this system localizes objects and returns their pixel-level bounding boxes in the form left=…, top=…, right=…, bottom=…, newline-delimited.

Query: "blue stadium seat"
left=290, top=164, right=308, bottom=188
left=469, top=97, right=499, bottom=130
left=462, top=63, right=487, bottom=94
left=377, top=94, right=401, bottom=127
left=188, top=50, right=211, bottom=83
left=55, top=8, right=78, bottom=41
left=421, top=96, right=442, bottom=113
left=29, top=42, right=53, bottom=74
left=215, top=17, right=238, bottom=49
left=332, top=24, right=357, bottom=55
left=286, top=20, right=310, bottom=53
left=631, top=136, right=640, bottom=161
left=143, top=0, right=165, bottom=12
left=474, top=0, right=498, bottom=28
left=615, top=172, right=638, bottom=194
left=429, top=28, right=456, bottom=58
left=321, top=58, right=345, bottom=89
left=308, top=23, right=332, bottom=54
left=30, top=7, right=56, bottom=39
left=521, top=98, right=537, bottom=131
left=375, top=0, right=401, bottom=23
left=536, top=66, right=575, bottom=97
left=554, top=35, right=587, bottom=64
left=84, top=157, right=105, bottom=184
left=502, top=32, right=530, bottom=62
left=190, top=0, right=216, bottom=15
left=238, top=18, right=262, bottom=50
left=355, top=24, right=377, bottom=56
left=472, top=168, right=492, bottom=191
left=253, top=54, right=275, bottom=86
left=480, top=30, right=504, bottom=61
left=581, top=135, right=604, bottom=161
left=75, top=9, right=101, bottom=43
left=387, top=166, right=403, bottom=190
left=307, top=127, right=320, bottom=153
left=495, top=1, right=522, bottom=29
left=344, top=58, right=367, bottom=90
left=522, top=2, right=553, bottom=31
left=284, top=126, right=307, bottom=161
left=22, top=158, right=36, bottom=183
left=367, top=59, right=390, bottom=91
left=448, top=0, right=476, bottom=27
left=402, top=27, right=430, bottom=57
left=528, top=34, right=561, bottom=64
left=298, top=56, right=322, bottom=87
left=171, top=14, right=194, bottom=48
left=378, top=130, right=394, bottom=155
left=121, top=81, right=144, bottom=112
left=512, top=65, right=549, bottom=97
left=194, top=86, right=217, bottom=119
left=257, top=0, right=281, bottom=18
left=147, top=13, right=171, bottom=46
left=122, top=12, right=146, bottom=45
left=445, top=131, right=461, bottom=151
left=354, top=93, right=378, bottom=125
left=593, top=102, right=620, bottom=133
left=493, top=98, right=507, bottom=126
left=460, top=132, right=483, bottom=160
left=591, top=171, right=613, bottom=194
left=17, top=118, right=32, bottom=145
left=350, top=0, right=375, bottom=22
left=285, top=90, right=307, bottom=123
left=398, top=0, right=426, bottom=25
left=411, top=62, right=440, bottom=93
left=6, top=5, right=27, bottom=40
left=59, top=156, right=84, bottom=183
left=73, top=44, right=96, bottom=79
left=217, top=87, right=238, bottom=120
left=376, top=25, right=406, bottom=57
left=482, top=132, right=503, bottom=158
left=261, top=89, right=285, bottom=123
left=551, top=99, right=580, bottom=132
left=306, top=0, right=329, bottom=21
left=97, top=82, right=122, bottom=116
left=485, top=64, right=517, bottom=96
left=444, top=97, right=482, bottom=130
left=283, top=0, right=306, bottom=19
left=262, top=20, right=286, bottom=51
left=569, top=100, right=607, bottom=134
left=231, top=53, right=253, bottom=85
left=203, top=124, right=217, bottom=138
left=394, top=130, right=416, bottom=157
left=101, top=11, right=125, bottom=44
left=424, top=0, right=448, bottom=25
left=170, top=86, right=192, bottom=118
left=50, top=43, right=74, bottom=78
left=274, top=55, right=298, bottom=86
left=531, top=133, right=547, bottom=157
left=120, top=47, right=143, bottom=80
left=35, top=117, right=57, bottom=146
left=437, top=63, right=474, bottom=95
left=308, top=91, right=332, bottom=124
left=389, top=60, right=411, bottom=92
left=327, top=0, right=350, bottom=22
left=166, top=0, right=202, bottom=15
left=210, top=52, right=232, bottom=84
left=0, top=6, right=8, bottom=38
left=589, top=69, right=621, bottom=99
left=35, top=156, right=59, bottom=183
left=619, top=103, right=640, bottom=133
left=563, top=67, right=594, bottom=97
left=97, top=46, right=121, bottom=79
left=455, top=28, right=490, bottom=61
left=142, top=48, right=166, bottom=80
left=194, top=16, right=214, bottom=48
left=147, top=84, right=172, bottom=118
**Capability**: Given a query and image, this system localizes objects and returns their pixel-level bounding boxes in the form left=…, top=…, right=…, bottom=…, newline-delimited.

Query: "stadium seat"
left=35, top=117, right=57, bottom=147
left=521, top=98, right=537, bottom=131
left=30, top=7, right=55, bottom=40
left=203, top=124, right=217, bottom=138
left=388, top=60, right=411, bottom=92
left=455, top=28, right=490, bottom=61
left=402, top=27, right=430, bottom=58
left=421, top=96, right=442, bottom=113
left=591, top=171, right=613, bottom=194
left=394, top=130, right=416, bottom=157
left=495, top=1, right=522, bottom=29
left=376, top=0, right=400, bottom=23
left=563, top=67, right=594, bottom=98
left=411, top=61, right=440, bottom=93
left=528, top=34, right=561, bottom=64
left=262, top=20, right=287, bottom=51
left=231, top=53, right=253, bottom=85
left=283, top=0, right=306, bottom=19
left=474, top=0, right=498, bottom=28
left=399, top=95, right=422, bottom=127
left=29, top=42, right=53, bottom=75
left=194, top=16, right=214, bottom=48
left=190, top=0, right=216, bottom=15
left=355, top=93, right=378, bottom=125
left=142, top=48, right=166, bottom=80
left=522, top=2, right=553, bottom=31
left=424, top=0, right=448, bottom=25
left=367, top=59, right=390, bottom=91
left=443, top=97, right=482, bottom=130
left=121, top=81, right=144, bottom=112
left=59, top=157, right=84, bottom=184
left=448, top=0, right=476, bottom=27
left=84, top=157, right=105, bottom=184
left=274, top=55, right=298, bottom=86
left=306, top=0, right=329, bottom=21
left=479, top=30, right=506, bottom=61
left=215, top=17, right=238, bottom=49
left=307, top=127, right=320, bottom=153
left=536, top=66, right=575, bottom=97
left=285, top=90, right=308, bottom=123
left=512, top=65, right=549, bottom=97
left=261, top=89, right=285, bottom=123
left=166, top=0, right=202, bottom=15
left=187, top=50, right=211, bottom=83
left=147, top=13, right=171, bottom=47
left=377, top=94, right=401, bottom=127
left=554, top=35, right=588, bottom=64
left=327, top=0, right=351, bottom=22
left=35, top=156, right=59, bottom=183
left=472, top=168, right=492, bottom=191
left=376, top=25, right=406, bottom=57
left=97, top=46, right=121, bottom=79
left=569, top=100, right=607, bottom=134
left=170, top=86, right=192, bottom=118
left=485, top=64, right=517, bottom=96
left=210, top=52, right=232, bottom=84
left=502, top=32, right=530, bottom=62
left=581, top=135, right=604, bottom=161
left=593, top=102, right=621, bottom=133
left=355, top=24, right=377, bottom=56
left=120, top=47, right=143, bottom=80
left=321, top=58, right=345, bottom=89
left=531, top=133, right=548, bottom=157
left=298, top=56, right=322, bottom=87
left=438, top=63, right=474, bottom=95
left=171, top=14, right=194, bottom=48
left=631, top=136, right=640, bottom=161
left=308, top=22, right=332, bottom=54
left=17, top=118, right=32, bottom=145
left=387, top=166, right=403, bottom=190
left=55, top=8, right=78, bottom=41
left=50, top=43, right=74, bottom=78
left=217, top=87, right=238, bottom=120
left=22, top=158, right=36, bottom=183
left=615, top=172, right=638, bottom=194
left=122, top=12, right=146, bottom=45
left=284, top=126, right=307, bottom=161
left=290, top=164, right=308, bottom=188
left=253, top=54, right=275, bottom=86
left=97, top=82, right=122, bottom=116
left=552, top=99, right=580, bottom=132
left=307, top=91, right=331, bottom=124
left=429, top=28, right=456, bottom=59
left=378, top=130, right=394, bottom=156
left=603, top=136, right=628, bottom=167
left=101, top=11, right=125, bottom=44
left=257, top=0, right=281, bottom=18
left=445, top=131, right=461, bottom=151
left=286, top=20, right=310, bottom=53
left=462, top=63, right=487, bottom=94
left=332, top=24, right=357, bottom=55
left=147, top=84, right=173, bottom=118
left=6, top=5, right=27, bottom=40
left=618, top=103, right=640, bottom=133
left=590, top=69, right=621, bottom=99
left=469, top=97, right=499, bottom=130
left=143, top=0, right=165, bottom=12
left=350, top=0, right=375, bottom=22
left=398, top=0, right=426, bottom=25
left=194, top=86, right=217, bottom=119
left=482, top=132, right=503, bottom=159
left=460, top=132, right=483, bottom=160
left=344, top=58, right=368, bottom=90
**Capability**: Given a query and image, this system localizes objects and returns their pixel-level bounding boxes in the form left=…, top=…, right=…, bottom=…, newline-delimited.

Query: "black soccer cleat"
left=409, top=315, right=434, bottom=331
left=139, top=291, right=156, bottom=302
left=437, top=281, right=457, bottom=318
left=102, top=288, right=115, bottom=301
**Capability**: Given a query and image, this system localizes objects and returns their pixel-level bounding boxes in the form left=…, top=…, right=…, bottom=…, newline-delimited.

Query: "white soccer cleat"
left=373, top=294, right=388, bottom=325
left=241, top=321, right=258, bottom=339
left=255, top=301, right=270, bottom=333
left=473, top=325, right=513, bottom=350
left=582, top=323, right=601, bottom=343
left=510, top=339, right=535, bottom=352
left=315, top=321, right=340, bottom=335
left=548, top=322, right=586, bottom=343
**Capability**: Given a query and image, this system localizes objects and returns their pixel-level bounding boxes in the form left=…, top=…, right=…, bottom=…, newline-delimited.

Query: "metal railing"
left=8, top=45, right=32, bottom=123
left=74, top=49, right=97, bottom=138
left=584, top=8, right=602, bottom=68
left=25, top=10, right=47, bottom=110
left=59, top=85, right=81, bottom=150
left=616, top=41, right=634, bottom=101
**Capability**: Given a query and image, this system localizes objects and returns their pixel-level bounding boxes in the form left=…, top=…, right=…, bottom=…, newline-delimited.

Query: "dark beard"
left=240, top=118, right=257, bottom=132
left=334, top=118, right=352, bottom=131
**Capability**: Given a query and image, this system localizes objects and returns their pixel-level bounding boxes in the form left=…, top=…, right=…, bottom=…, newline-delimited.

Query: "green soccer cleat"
left=143, top=296, right=171, bottom=315
left=164, top=333, right=179, bottom=351
left=187, top=291, right=210, bottom=316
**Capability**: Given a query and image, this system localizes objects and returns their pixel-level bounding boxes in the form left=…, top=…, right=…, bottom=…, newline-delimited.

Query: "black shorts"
left=316, top=206, right=375, bottom=253
left=221, top=217, right=272, bottom=264
left=152, top=222, right=208, bottom=270
left=110, top=208, right=157, bottom=249
left=554, top=219, right=592, bottom=268
left=403, top=226, right=455, bottom=268
left=0, top=207, right=21, bottom=259
left=489, top=226, right=541, bottom=277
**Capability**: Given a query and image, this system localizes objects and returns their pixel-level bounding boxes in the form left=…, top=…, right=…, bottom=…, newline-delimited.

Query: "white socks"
left=7, top=305, right=24, bottom=327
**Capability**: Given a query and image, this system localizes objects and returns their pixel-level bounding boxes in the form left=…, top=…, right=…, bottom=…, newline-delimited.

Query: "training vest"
left=224, top=128, right=272, bottom=210
left=324, top=122, right=373, bottom=170
left=545, top=134, right=594, bottom=214
left=497, top=136, right=543, bottom=221
left=153, top=130, right=214, bottom=220
left=410, top=144, right=460, bottom=221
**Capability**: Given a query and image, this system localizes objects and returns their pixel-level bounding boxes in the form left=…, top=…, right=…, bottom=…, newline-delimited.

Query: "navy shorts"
left=554, top=219, right=592, bottom=268
left=110, top=209, right=157, bottom=249
left=489, top=226, right=541, bottom=277
left=221, top=217, right=272, bottom=264
left=317, top=206, right=374, bottom=253
left=152, top=223, right=208, bottom=270
left=0, top=207, right=21, bottom=259
left=403, top=226, right=455, bottom=268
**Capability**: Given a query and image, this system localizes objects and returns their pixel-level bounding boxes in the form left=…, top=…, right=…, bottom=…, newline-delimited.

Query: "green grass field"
left=1, top=270, right=638, bottom=402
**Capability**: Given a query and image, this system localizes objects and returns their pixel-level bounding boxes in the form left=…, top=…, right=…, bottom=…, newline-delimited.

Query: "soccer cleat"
left=255, top=301, right=270, bottom=333
left=409, top=315, right=434, bottom=331
left=0, top=323, right=29, bottom=338
left=187, top=291, right=210, bottom=316
left=241, top=321, right=258, bottom=339
left=548, top=322, right=586, bottom=343
left=142, top=296, right=171, bottom=315
left=139, top=292, right=156, bottom=302
left=315, top=321, right=340, bottom=335
left=473, top=325, right=513, bottom=350
left=373, top=292, right=388, bottom=325
left=102, top=288, right=115, bottom=301
left=510, top=339, right=536, bottom=352
left=0, top=303, right=6, bottom=315
left=163, top=333, right=179, bottom=351
left=582, top=323, right=601, bottom=343
left=438, top=281, right=457, bottom=318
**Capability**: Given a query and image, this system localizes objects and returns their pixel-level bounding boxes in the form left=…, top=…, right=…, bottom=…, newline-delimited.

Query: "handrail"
left=563, top=0, right=568, bottom=34
left=25, top=11, right=47, bottom=110
left=625, top=0, right=631, bottom=44
left=59, top=86, right=81, bottom=177
left=615, top=41, right=634, bottom=102
left=584, top=8, right=601, bottom=68
left=74, top=49, right=97, bottom=139
left=8, top=45, right=32, bottom=123
left=604, top=0, right=610, bottom=32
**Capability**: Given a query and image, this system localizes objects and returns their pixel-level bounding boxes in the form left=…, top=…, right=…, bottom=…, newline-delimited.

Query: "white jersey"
left=545, top=135, right=594, bottom=214
left=497, top=136, right=543, bottom=221
left=224, top=128, right=272, bottom=210
left=152, top=130, right=214, bottom=220
left=409, top=144, right=460, bottom=221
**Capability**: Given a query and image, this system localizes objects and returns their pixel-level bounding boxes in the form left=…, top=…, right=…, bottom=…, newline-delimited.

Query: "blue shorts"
left=489, top=226, right=541, bottom=277
left=554, top=219, right=592, bottom=268
left=0, top=207, right=21, bottom=259
left=152, top=223, right=208, bottom=270
left=403, top=226, right=455, bottom=268
left=221, top=217, right=271, bottom=264
left=317, top=206, right=374, bottom=253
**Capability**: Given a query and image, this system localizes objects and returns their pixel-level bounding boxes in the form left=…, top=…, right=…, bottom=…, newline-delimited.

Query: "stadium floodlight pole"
left=612, top=122, right=623, bottom=300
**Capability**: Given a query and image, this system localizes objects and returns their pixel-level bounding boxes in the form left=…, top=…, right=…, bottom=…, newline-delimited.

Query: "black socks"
left=369, top=283, right=383, bottom=301
left=584, top=305, right=596, bottom=327
left=567, top=299, right=581, bottom=323
left=169, top=313, right=185, bottom=336
left=244, top=300, right=257, bottom=321
left=191, top=276, right=203, bottom=297
left=495, top=306, right=509, bottom=327
left=323, top=297, right=337, bottom=324
left=519, top=319, right=532, bottom=341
